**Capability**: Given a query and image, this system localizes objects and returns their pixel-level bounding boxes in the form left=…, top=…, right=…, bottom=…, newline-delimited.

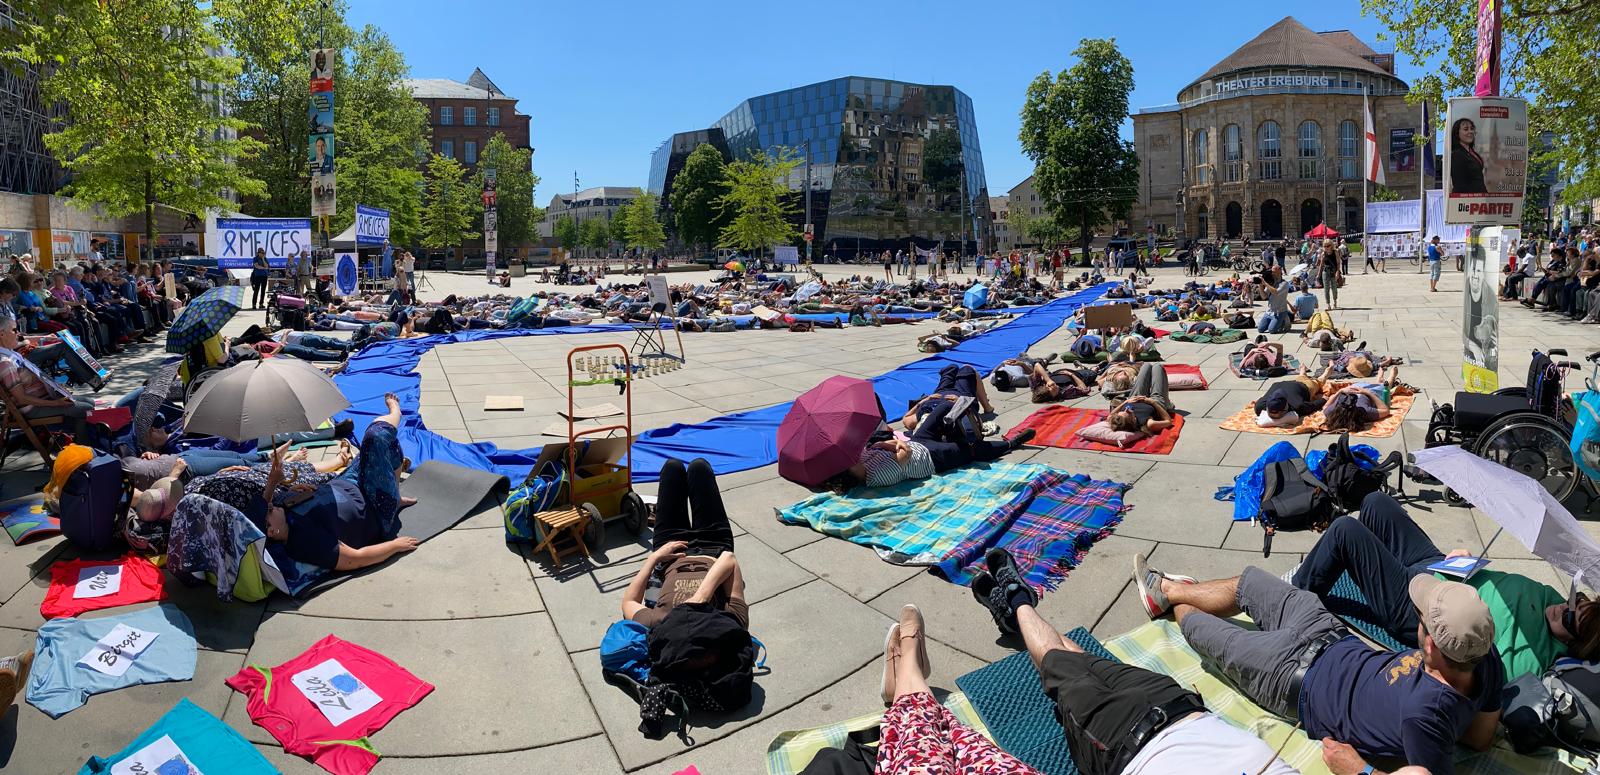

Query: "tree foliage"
left=717, top=149, right=801, bottom=255
left=420, top=154, right=478, bottom=255
left=921, top=127, right=965, bottom=195
left=580, top=216, right=608, bottom=255
left=473, top=134, right=541, bottom=251
left=1370, top=185, right=1403, bottom=202
left=7, top=0, right=266, bottom=253
left=624, top=190, right=667, bottom=252
left=1361, top=0, right=1600, bottom=202
left=1018, top=38, right=1140, bottom=257
left=554, top=214, right=580, bottom=253
left=1524, top=153, right=1555, bottom=234
left=331, top=26, right=431, bottom=245
left=668, top=144, right=730, bottom=252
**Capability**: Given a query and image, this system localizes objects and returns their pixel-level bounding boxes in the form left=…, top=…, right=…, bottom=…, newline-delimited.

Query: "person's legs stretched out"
left=1290, top=495, right=1443, bottom=647
left=341, top=392, right=408, bottom=538
left=1129, top=361, right=1171, bottom=409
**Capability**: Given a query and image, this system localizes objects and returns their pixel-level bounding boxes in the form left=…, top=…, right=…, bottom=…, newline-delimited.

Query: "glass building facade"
left=648, top=76, right=990, bottom=257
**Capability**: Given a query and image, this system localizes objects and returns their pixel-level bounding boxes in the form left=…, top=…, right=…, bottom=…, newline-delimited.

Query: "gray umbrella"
left=132, top=361, right=183, bottom=449
left=183, top=358, right=351, bottom=442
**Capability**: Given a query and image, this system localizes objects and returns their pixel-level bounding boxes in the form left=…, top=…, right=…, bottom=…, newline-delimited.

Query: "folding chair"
left=628, top=302, right=687, bottom=367
left=0, top=385, right=63, bottom=469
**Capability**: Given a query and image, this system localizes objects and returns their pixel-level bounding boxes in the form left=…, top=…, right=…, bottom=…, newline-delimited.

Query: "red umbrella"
left=1305, top=222, right=1340, bottom=240
left=778, top=376, right=884, bottom=487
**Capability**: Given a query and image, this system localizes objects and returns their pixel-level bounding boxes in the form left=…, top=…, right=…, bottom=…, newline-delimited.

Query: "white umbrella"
left=1412, top=445, right=1600, bottom=589
left=184, top=358, right=351, bottom=442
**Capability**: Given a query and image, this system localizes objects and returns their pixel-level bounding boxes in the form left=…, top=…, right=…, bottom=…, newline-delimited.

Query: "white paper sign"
left=78, top=623, right=159, bottom=677
left=74, top=565, right=123, bottom=599
left=110, top=734, right=203, bottom=775
left=290, top=658, right=382, bottom=726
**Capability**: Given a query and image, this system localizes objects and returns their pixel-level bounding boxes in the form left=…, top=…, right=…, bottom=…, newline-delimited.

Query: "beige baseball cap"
left=1409, top=574, right=1495, bottom=662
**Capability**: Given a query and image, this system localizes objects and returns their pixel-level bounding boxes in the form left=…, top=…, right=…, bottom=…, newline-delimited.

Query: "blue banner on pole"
left=355, top=204, right=390, bottom=247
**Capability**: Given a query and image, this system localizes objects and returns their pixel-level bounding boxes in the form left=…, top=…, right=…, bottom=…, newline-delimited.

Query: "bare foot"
left=399, top=496, right=418, bottom=508
left=384, top=392, right=401, bottom=412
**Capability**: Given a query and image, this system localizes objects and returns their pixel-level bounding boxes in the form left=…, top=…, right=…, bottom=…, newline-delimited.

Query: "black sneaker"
left=1008, top=427, right=1037, bottom=450
left=334, top=418, right=355, bottom=440
left=970, top=571, right=1020, bottom=635
left=985, top=547, right=1037, bottom=609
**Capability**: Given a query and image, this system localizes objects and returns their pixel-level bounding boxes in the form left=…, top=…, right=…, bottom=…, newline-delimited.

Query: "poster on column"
left=334, top=251, right=358, bottom=296
left=309, top=48, right=336, bottom=217
left=1444, top=96, right=1527, bottom=225
left=1462, top=226, right=1512, bottom=392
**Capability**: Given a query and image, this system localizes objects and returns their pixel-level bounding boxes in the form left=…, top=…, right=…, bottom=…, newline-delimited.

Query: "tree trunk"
left=145, top=171, right=156, bottom=265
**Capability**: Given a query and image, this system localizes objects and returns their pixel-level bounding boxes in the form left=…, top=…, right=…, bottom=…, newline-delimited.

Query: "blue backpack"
left=504, top=459, right=567, bottom=543
left=600, top=619, right=652, bottom=682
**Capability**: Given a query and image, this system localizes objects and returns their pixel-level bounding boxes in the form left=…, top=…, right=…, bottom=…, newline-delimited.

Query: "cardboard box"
left=1082, top=303, right=1134, bottom=330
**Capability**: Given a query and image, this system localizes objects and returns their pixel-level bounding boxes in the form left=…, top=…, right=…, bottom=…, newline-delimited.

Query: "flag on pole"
left=1364, top=91, right=1386, bottom=186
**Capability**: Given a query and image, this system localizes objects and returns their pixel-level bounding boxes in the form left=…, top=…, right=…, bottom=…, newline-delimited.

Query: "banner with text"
left=1444, top=96, right=1527, bottom=225
left=211, top=218, right=309, bottom=268
left=355, top=204, right=390, bottom=247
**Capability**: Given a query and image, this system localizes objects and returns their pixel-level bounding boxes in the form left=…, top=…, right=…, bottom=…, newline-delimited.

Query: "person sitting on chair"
left=1292, top=492, right=1600, bottom=680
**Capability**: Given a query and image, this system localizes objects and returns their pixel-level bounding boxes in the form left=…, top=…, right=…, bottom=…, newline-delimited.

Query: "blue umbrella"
left=963, top=283, right=988, bottom=310
left=166, top=285, right=245, bottom=353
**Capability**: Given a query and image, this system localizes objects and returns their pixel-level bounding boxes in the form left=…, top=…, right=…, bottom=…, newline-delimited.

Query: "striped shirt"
left=861, top=442, right=936, bottom=488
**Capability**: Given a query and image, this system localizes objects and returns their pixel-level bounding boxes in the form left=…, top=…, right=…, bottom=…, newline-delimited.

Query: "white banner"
left=1444, top=96, right=1528, bottom=225
left=1365, top=199, right=1422, bottom=234
left=209, top=218, right=310, bottom=268
left=354, top=204, right=389, bottom=247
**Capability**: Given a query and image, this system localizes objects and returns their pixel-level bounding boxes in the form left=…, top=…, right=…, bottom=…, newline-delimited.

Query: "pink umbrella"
left=778, top=376, right=885, bottom=487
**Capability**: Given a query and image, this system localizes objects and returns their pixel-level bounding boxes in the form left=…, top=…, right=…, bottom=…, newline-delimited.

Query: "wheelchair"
left=1420, top=349, right=1585, bottom=502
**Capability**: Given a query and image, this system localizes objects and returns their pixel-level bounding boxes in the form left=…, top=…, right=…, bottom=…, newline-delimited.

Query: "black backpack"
left=1503, top=661, right=1600, bottom=757
left=1319, top=433, right=1403, bottom=512
left=613, top=603, right=763, bottom=743
left=1258, top=457, right=1333, bottom=557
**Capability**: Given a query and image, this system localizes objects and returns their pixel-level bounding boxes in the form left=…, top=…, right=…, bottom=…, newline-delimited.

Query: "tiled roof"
left=1193, top=17, right=1393, bottom=85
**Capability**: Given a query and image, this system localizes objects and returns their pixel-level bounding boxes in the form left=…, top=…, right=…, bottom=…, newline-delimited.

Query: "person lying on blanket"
left=260, top=395, right=420, bottom=572
left=1320, top=367, right=1401, bottom=433
left=1291, top=492, right=1600, bottom=680
left=1328, top=348, right=1402, bottom=378
left=835, top=402, right=1036, bottom=491
left=1254, top=370, right=1332, bottom=427
left=1238, top=338, right=1287, bottom=372
left=1106, top=363, right=1175, bottom=436
left=955, top=548, right=1302, bottom=775
left=1133, top=555, right=1504, bottom=775
left=620, top=458, right=749, bottom=633
left=901, top=364, right=996, bottom=429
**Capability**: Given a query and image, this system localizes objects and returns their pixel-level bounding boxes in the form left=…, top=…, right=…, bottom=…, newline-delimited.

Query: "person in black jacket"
left=1450, top=118, right=1488, bottom=195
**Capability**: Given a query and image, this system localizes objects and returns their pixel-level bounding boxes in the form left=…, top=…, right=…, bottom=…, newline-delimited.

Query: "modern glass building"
left=649, top=76, right=990, bottom=257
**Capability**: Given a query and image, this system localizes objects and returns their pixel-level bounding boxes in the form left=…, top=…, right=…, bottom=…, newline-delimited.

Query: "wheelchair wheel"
left=184, top=368, right=219, bottom=403
left=1472, top=413, right=1581, bottom=502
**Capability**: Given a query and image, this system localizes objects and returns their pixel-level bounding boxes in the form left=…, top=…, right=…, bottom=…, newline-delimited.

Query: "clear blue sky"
left=348, top=0, right=1420, bottom=201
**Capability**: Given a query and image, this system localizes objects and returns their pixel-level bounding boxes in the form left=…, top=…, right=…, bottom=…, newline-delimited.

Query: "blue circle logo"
left=336, top=255, right=357, bottom=294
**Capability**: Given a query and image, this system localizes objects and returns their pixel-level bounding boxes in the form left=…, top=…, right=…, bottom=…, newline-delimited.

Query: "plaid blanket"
left=935, top=470, right=1128, bottom=592
left=1226, top=351, right=1304, bottom=378
left=1167, top=327, right=1247, bottom=344
left=1219, top=383, right=1415, bottom=438
left=776, top=462, right=1055, bottom=566
left=764, top=694, right=988, bottom=775
left=1006, top=406, right=1184, bottom=455
left=1106, top=620, right=1585, bottom=775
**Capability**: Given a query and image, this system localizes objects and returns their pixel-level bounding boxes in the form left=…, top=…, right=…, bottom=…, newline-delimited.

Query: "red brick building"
left=403, top=68, right=531, bottom=172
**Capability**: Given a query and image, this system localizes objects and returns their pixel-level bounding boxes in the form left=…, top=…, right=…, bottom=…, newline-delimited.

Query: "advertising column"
left=309, top=48, right=336, bottom=243
left=482, top=169, right=498, bottom=283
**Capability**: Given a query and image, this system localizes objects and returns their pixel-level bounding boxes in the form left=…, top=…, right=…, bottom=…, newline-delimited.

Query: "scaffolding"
left=0, top=2, right=64, bottom=196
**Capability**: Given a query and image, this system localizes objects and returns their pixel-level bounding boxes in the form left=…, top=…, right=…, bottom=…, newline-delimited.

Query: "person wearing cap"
left=1292, top=492, right=1600, bottom=680
left=1134, top=553, right=1503, bottom=775
left=1253, top=369, right=1331, bottom=428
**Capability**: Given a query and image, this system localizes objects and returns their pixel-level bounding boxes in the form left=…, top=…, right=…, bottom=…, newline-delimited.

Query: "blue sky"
left=348, top=0, right=1420, bottom=201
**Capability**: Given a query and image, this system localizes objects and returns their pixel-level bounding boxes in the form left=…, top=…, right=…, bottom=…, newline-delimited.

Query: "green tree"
left=1524, top=153, right=1555, bottom=234
left=7, top=0, right=265, bottom=258
left=1369, top=185, right=1403, bottom=203
left=554, top=214, right=580, bottom=254
left=608, top=210, right=630, bottom=253
left=625, top=190, right=667, bottom=252
left=717, top=150, right=801, bottom=256
left=331, top=26, right=431, bottom=245
left=668, top=144, right=731, bottom=252
left=1018, top=38, right=1141, bottom=261
left=580, top=216, right=609, bottom=257
left=1361, top=0, right=1600, bottom=203
left=921, top=128, right=965, bottom=194
left=420, top=154, right=478, bottom=257
left=473, top=134, right=540, bottom=253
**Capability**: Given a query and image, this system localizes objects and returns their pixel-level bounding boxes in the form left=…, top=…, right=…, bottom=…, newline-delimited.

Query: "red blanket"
left=1163, top=363, right=1209, bottom=390
left=1008, top=406, right=1184, bottom=454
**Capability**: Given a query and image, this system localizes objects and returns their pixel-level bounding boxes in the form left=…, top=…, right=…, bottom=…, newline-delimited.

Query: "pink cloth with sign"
left=38, top=554, right=166, bottom=620
left=225, top=634, right=434, bottom=775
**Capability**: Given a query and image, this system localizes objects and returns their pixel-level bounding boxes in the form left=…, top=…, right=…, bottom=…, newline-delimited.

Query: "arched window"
left=1193, top=129, right=1209, bottom=183
left=1225, top=201, right=1243, bottom=239
left=1257, top=121, right=1281, bottom=180
left=1338, top=120, right=1359, bottom=179
left=1223, top=124, right=1242, bottom=181
left=1297, top=121, right=1321, bottom=179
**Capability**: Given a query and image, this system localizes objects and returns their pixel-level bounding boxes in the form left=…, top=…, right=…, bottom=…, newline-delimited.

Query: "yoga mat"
left=954, top=627, right=1107, bottom=775
left=1327, top=572, right=1405, bottom=652
left=334, top=285, right=1116, bottom=483
left=293, top=461, right=509, bottom=597
left=1007, top=406, right=1184, bottom=455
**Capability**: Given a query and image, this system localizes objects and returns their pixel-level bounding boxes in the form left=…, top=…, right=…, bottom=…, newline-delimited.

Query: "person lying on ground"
left=1320, top=367, right=1401, bottom=433
left=900, top=364, right=996, bottom=429
left=1106, top=363, right=1175, bottom=436
left=1293, top=492, right=1600, bottom=680
left=961, top=547, right=1304, bottom=775
left=620, top=457, right=747, bottom=630
left=1133, top=555, right=1503, bottom=775
left=1238, top=338, right=1287, bottom=372
left=1254, top=366, right=1335, bottom=426
left=835, top=401, right=1036, bottom=490
left=1028, top=360, right=1095, bottom=403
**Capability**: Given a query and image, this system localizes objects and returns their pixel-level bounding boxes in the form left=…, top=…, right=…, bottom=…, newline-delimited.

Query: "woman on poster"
left=1450, top=118, right=1488, bottom=195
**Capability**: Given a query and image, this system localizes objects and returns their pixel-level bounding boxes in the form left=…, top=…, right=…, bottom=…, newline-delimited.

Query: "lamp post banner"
left=1443, top=96, right=1527, bottom=226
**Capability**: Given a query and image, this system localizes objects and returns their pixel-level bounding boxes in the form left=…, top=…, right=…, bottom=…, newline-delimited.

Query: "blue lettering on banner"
left=355, top=205, right=390, bottom=246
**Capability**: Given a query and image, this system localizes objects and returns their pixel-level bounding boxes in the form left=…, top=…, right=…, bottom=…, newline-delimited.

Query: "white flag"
left=1364, top=92, right=1386, bottom=186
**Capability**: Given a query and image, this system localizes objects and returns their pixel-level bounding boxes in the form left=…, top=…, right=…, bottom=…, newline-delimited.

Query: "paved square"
left=3, top=262, right=1595, bottom=773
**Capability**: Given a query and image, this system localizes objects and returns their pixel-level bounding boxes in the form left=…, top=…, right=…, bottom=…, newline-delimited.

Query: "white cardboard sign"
left=74, top=565, right=123, bottom=599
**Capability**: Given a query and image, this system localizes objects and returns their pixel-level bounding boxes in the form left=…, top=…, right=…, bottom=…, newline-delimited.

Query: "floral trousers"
left=878, top=692, right=1041, bottom=775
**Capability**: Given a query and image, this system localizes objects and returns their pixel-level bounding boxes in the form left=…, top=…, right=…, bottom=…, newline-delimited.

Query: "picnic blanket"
left=1105, top=619, right=1586, bottom=775
left=1219, top=384, right=1415, bottom=437
left=1166, top=327, right=1246, bottom=344
left=933, top=471, right=1128, bottom=593
left=776, top=462, right=1056, bottom=566
left=1316, top=351, right=1406, bottom=378
left=1226, top=351, right=1303, bottom=378
left=1006, top=406, right=1184, bottom=455
left=765, top=694, right=989, bottom=775
left=1163, top=363, right=1209, bottom=389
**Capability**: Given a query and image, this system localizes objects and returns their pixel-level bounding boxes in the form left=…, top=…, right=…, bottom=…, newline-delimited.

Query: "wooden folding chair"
left=0, top=384, right=63, bottom=469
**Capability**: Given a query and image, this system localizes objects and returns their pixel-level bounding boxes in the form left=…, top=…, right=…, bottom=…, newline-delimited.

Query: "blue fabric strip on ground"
left=334, top=284, right=1113, bottom=483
